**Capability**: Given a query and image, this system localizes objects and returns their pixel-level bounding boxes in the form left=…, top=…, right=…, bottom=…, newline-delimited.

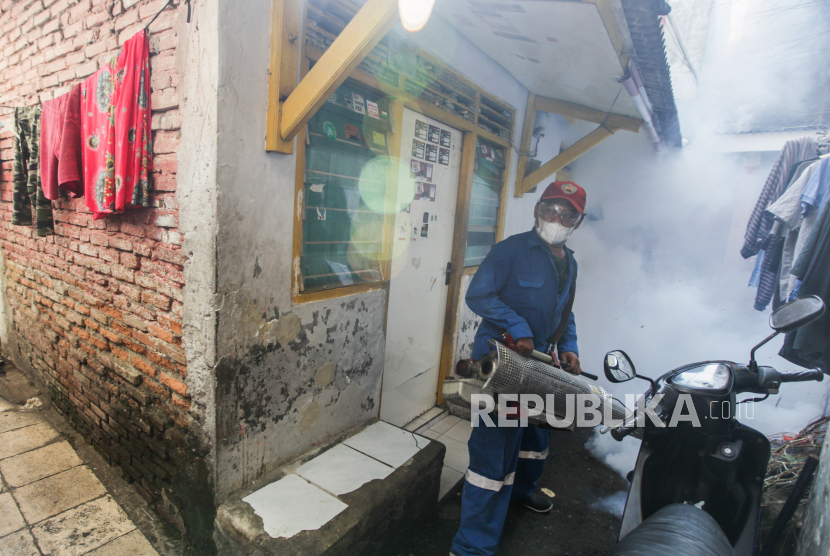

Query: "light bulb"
left=399, top=0, right=436, bottom=32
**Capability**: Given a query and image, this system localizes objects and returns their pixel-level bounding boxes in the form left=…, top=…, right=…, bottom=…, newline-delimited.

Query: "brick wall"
left=0, top=0, right=192, bottom=531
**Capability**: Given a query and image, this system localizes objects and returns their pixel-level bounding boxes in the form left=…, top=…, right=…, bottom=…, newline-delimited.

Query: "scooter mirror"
left=769, top=295, right=825, bottom=333
left=604, top=350, right=636, bottom=383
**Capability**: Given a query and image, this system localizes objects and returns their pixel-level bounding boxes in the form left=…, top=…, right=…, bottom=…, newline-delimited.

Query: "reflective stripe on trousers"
left=518, top=448, right=549, bottom=460
left=465, top=469, right=516, bottom=492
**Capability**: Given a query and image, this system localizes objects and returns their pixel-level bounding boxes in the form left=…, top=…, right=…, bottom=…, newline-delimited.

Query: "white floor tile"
left=420, top=429, right=441, bottom=440
left=439, top=466, right=464, bottom=500
left=243, top=474, right=347, bottom=539
left=0, top=411, right=44, bottom=435
left=0, top=528, right=40, bottom=556
left=443, top=419, right=473, bottom=443
left=14, top=465, right=106, bottom=524
left=0, top=422, right=59, bottom=460
left=297, top=445, right=394, bottom=496
left=343, top=421, right=427, bottom=468
left=442, top=437, right=470, bottom=473
left=0, top=441, right=83, bottom=488
left=0, top=492, right=25, bottom=537
left=429, top=415, right=461, bottom=435
left=31, top=495, right=135, bottom=556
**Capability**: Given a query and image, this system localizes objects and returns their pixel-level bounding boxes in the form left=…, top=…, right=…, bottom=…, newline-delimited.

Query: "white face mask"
left=536, top=220, right=574, bottom=245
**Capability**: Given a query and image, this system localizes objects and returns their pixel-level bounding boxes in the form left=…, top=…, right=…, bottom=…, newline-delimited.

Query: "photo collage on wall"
left=403, top=119, right=453, bottom=240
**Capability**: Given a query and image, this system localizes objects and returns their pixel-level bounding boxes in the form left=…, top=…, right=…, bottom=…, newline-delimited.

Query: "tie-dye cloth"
left=81, top=30, right=151, bottom=219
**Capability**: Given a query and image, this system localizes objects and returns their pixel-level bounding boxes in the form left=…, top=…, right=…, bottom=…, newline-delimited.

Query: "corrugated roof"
left=622, top=0, right=683, bottom=148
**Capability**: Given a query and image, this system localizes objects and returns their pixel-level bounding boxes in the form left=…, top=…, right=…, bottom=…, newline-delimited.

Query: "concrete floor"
left=0, top=364, right=183, bottom=556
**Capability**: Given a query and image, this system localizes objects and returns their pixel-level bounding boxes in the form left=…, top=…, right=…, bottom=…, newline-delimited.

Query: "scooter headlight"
left=671, top=363, right=732, bottom=391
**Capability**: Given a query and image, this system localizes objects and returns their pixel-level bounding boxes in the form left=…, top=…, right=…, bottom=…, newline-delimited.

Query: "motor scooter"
left=602, top=295, right=826, bottom=556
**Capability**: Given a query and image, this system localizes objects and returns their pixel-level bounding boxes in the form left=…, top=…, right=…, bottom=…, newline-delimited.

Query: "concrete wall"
left=213, top=0, right=385, bottom=501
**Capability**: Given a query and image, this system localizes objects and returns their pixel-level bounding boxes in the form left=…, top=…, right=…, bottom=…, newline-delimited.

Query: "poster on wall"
left=438, top=148, right=450, bottom=165
left=410, top=160, right=433, bottom=181
left=351, top=93, right=366, bottom=115
left=415, top=120, right=428, bottom=140
left=440, top=129, right=452, bottom=148
left=425, top=144, right=438, bottom=163
left=429, top=183, right=436, bottom=201
left=344, top=123, right=360, bottom=141
left=428, top=124, right=441, bottom=143
left=366, top=100, right=380, bottom=119
left=412, top=139, right=425, bottom=159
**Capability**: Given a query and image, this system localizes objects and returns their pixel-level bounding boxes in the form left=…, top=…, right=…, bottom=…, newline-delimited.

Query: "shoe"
left=519, top=492, right=553, bottom=513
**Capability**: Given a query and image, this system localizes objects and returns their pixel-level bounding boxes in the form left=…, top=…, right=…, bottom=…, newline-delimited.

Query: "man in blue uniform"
left=450, top=181, right=586, bottom=556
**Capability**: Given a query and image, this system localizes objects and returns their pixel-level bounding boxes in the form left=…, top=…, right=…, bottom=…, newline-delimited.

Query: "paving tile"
left=85, top=530, right=160, bottom=556
left=420, top=429, right=441, bottom=440
left=14, top=465, right=106, bottom=524
left=0, top=422, right=59, bottom=460
left=440, top=437, right=470, bottom=473
left=0, top=399, right=18, bottom=412
left=0, top=471, right=5, bottom=493
left=429, top=415, right=461, bottom=435
left=0, top=411, right=45, bottom=434
left=0, top=528, right=40, bottom=556
left=0, top=441, right=83, bottom=488
left=444, top=419, right=473, bottom=443
left=297, top=444, right=394, bottom=496
left=32, top=495, right=135, bottom=556
left=243, top=474, right=347, bottom=539
left=439, top=466, right=464, bottom=500
left=343, top=421, right=426, bottom=468
left=0, top=492, right=26, bottom=537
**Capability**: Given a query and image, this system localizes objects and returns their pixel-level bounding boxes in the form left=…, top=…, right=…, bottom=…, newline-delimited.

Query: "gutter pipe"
left=621, top=61, right=662, bottom=150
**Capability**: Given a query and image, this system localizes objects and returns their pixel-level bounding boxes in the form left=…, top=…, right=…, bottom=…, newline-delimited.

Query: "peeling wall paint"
left=214, top=293, right=385, bottom=500
left=452, top=273, right=481, bottom=365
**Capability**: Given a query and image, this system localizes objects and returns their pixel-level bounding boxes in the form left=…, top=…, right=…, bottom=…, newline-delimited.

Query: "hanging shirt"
left=766, top=160, right=821, bottom=303
left=466, top=229, right=578, bottom=360
left=742, top=137, right=817, bottom=259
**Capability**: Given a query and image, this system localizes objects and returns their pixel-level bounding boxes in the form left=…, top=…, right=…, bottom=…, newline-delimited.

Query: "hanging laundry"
left=41, top=84, right=83, bottom=200
left=764, top=159, right=821, bottom=304
left=779, top=193, right=830, bottom=372
left=81, top=30, right=152, bottom=219
left=12, top=106, right=54, bottom=236
left=741, top=137, right=817, bottom=259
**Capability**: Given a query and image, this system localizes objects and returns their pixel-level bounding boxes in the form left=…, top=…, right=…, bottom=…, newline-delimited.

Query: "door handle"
left=445, top=262, right=453, bottom=286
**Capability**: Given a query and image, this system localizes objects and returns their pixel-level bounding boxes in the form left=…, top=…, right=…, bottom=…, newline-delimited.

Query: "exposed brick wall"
left=0, top=0, right=191, bottom=530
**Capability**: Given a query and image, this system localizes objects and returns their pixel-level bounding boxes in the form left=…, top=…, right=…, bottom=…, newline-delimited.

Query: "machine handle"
left=445, top=261, right=452, bottom=286
left=529, top=349, right=597, bottom=380
left=779, top=369, right=824, bottom=383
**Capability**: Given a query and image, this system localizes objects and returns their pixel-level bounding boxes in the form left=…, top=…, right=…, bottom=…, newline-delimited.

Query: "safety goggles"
left=538, top=202, right=581, bottom=227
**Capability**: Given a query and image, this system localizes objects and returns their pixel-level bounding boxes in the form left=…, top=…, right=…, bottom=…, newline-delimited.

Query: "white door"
left=380, top=108, right=464, bottom=426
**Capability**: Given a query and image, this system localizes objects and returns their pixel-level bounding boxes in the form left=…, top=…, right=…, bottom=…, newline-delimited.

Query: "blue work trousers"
left=451, top=424, right=552, bottom=556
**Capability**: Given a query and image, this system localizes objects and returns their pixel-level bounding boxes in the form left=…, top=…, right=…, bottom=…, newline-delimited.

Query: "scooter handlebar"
left=779, top=369, right=825, bottom=383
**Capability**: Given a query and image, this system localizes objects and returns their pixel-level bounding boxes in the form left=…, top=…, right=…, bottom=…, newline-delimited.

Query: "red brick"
left=159, top=372, right=186, bottom=396
left=147, top=323, right=176, bottom=344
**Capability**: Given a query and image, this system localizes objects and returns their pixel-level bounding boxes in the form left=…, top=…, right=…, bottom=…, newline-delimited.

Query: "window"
left=464, top=139, right=506, bottom=266
left=300, top=82, right=392, bottom=293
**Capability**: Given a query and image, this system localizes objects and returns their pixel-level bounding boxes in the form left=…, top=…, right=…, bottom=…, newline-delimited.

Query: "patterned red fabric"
left=41, top=84, right=83, bottom=200
left=81, top=30, right=151, bottom=219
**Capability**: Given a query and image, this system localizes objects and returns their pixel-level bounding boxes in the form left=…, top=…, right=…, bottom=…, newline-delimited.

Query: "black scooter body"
left=617, top=361, right=771, bottom=556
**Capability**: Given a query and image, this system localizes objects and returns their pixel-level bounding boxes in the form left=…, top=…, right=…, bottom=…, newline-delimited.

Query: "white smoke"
left=556, top=0, right=830, bottom=474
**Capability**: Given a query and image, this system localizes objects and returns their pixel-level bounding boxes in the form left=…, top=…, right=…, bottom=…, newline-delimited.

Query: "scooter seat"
left=609, top=503, right=735, bottom=556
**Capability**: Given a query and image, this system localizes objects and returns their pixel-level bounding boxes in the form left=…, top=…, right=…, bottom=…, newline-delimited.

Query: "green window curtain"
left=301, top=83, right=391, bottom=293
left=465, top=139, right=505, bottom=266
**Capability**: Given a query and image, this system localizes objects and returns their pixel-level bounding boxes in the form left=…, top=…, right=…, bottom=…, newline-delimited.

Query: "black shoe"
left=519, top=492, right=553, bottom=513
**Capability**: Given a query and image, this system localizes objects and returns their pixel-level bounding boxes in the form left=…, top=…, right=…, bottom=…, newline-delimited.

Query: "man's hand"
left=516, top=337, right=534, bottom=356
left=560, top=352, right=582, bottom=375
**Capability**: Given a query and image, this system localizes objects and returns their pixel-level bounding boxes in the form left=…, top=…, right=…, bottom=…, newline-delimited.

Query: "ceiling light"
left=399, top=0, right=436, bottom=32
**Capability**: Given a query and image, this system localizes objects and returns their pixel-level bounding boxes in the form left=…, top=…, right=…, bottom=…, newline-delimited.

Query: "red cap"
left=540, top=181, right=586, bottom=214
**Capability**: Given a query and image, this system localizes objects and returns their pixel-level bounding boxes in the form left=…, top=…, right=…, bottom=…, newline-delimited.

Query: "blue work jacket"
left=467, top=229, right=578, bottom=360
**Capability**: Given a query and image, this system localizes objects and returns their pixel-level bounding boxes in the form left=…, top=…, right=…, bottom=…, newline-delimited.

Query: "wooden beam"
left=519, top=125, right=619, bottom=196
left=280, top=0, right=400, bottom=141
left=513, top=92, right=537, bottom=199
left=583, top=0, right=630, bottom=71
left=265, top=0, right=302, bottom=153
left=535, top=95, right=642, bottom=133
